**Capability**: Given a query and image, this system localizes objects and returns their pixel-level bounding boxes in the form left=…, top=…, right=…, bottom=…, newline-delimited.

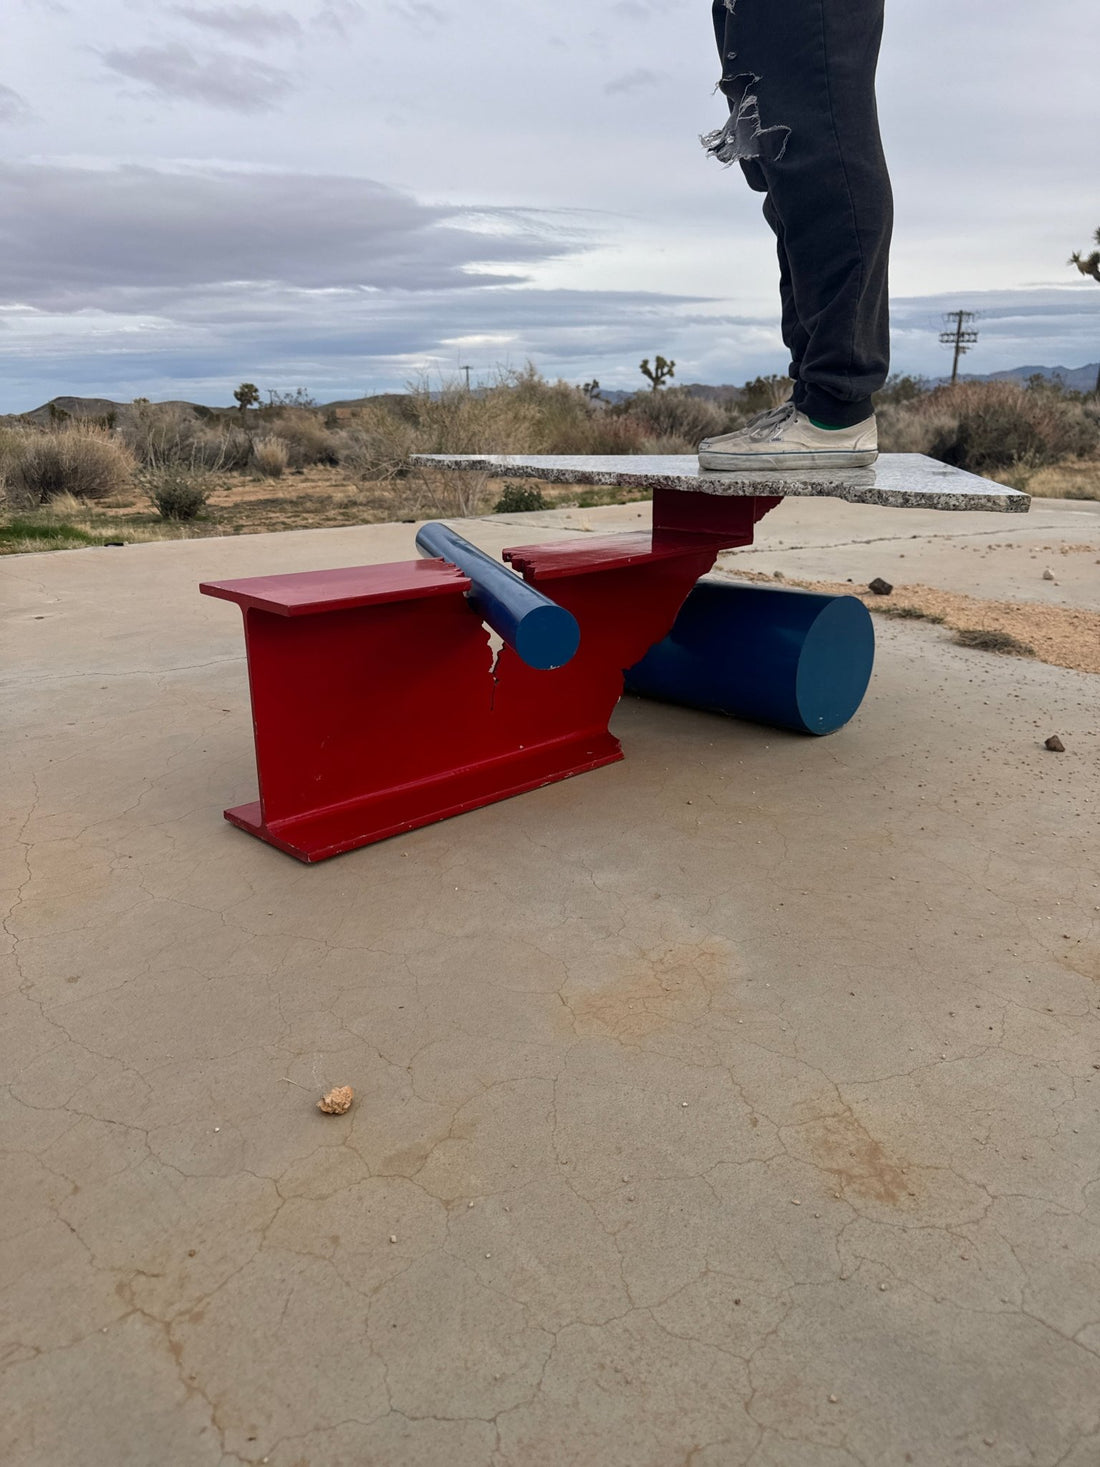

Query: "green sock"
left=808, top=418, right=849, bottom=431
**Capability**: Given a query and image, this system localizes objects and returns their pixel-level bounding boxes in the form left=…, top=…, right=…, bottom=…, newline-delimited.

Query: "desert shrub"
left=121, top=401, right=200, bottom=465
left=738, top=374, right=793, bottom=415
left=267, top=409, right=338, bottom=467
left=500, top=367, right=610, bottom=452
left=120, top=401, right=253, bottom=472
left=340, top=372, right=547, bottom=487
left=493, top=483, right=547, bottom=513
left=137, top=464, right=211, bottom=520
left=874, top=374, right=929, bottom=406
left=875, top=403, right=961, bottom=456
left=875, top=380, right=1100, bottom=473
left=413, top=468, right=492, bottom=518
left=920, top=381, right=1099, bottom=474
left=337, top=406, right=421, bottom=483
left=0, top=426, right=23, bottom=493
left=265, top=387, right=317, bottom=409
left=577, top=413, right=654, bottom=455
left=617, top=389, right=731, bottom=447
left=206, top=426, right=253, bottom=471
left=340, top=366, right=727, bottom=492
left=252, top=434, right=289, bottom=478
left=640, top=434, right=704, bottom=455
left=5, top=425, right=135, bottom=505
left=406, top=373, right=544, bottom=453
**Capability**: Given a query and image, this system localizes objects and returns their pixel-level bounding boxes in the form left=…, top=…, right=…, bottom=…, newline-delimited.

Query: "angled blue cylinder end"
left=508, top=599, right=582, bottom=672
left=625, top=578, right=875, bottom=735
left=415, top=521, right=580, bottom=671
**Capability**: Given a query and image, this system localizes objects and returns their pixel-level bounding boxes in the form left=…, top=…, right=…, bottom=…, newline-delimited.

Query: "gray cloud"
left=0, top=83, right=34, bottom=123
left=171, top=4, right=303, bottom=46
left=609, top=0, right=672, bottom=15
left=0, top=163, right=592, bottom=311
left=100, top=42, right=295, bottom=112
left=604, top=68, right=661, bottom=96
left=313, top=0, right=362, bottom=37
left=1, top=278, right=1096, bottom=413
left=0, top=281, right=725, bottom=411
left=386, top=0, right=449, bottom=24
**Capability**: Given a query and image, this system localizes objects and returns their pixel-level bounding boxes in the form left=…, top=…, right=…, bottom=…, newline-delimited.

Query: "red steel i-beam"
left=200, top=492, right=781, bottom=860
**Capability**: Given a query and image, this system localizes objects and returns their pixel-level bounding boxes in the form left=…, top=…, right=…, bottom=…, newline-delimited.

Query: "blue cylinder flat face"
left=794, top=596, right=875, bottom=733
left=625, top=579, right=874, bottom=735
left=512, top=602, right=582, bottom=671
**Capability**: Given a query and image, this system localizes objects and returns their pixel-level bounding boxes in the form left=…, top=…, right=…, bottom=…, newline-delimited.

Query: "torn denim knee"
left=701, top=70, right=790, bottom=167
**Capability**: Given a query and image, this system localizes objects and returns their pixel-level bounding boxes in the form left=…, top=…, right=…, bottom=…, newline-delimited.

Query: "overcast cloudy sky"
left=1, top=0, right=1097, bottom=410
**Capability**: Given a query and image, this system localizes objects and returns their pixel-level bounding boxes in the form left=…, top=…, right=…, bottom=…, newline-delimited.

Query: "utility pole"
left=939, top=310, right=979, bottom=384
left=460, top=365, right=472, bottom=392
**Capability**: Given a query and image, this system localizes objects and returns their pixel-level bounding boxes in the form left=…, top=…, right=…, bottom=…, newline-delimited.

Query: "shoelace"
left=744, top=401, right=798, bottom=441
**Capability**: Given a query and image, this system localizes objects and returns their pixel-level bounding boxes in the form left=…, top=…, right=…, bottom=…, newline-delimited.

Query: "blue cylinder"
left=415, top=521, right=581, bottom=671
left=625, top=578, right=875, bottom=735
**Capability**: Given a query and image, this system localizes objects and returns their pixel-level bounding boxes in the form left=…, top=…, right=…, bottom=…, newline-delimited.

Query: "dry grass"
left=0, top=488, right=203, bottom=553
left=252, top=434, right=290, bottom=478
left=1023, top=459, right=1100, bottom=499
left=953, top=627, right=1036, bottom=656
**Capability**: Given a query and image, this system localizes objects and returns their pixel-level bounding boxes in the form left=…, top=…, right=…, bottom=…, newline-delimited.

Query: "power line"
left=939, top=311, right=979, bottom=384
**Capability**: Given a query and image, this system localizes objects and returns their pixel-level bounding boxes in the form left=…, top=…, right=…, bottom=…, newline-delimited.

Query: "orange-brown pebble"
left=317, top=1085, right=354, bottom=1115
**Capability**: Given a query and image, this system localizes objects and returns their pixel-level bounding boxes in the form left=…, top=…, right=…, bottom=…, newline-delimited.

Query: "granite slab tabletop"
left=412, top=452, right=1030, bottom=514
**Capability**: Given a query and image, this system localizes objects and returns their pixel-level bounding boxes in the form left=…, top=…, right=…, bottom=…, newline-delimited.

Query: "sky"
left=0, top=0, right=1097, bottom=410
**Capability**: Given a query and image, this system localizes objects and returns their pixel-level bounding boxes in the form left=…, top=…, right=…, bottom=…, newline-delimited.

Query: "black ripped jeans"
left=707, top=0, right=893, bottom=426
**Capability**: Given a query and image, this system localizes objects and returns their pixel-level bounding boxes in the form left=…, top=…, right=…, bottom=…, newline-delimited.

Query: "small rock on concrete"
left=318, top=1085, right=354, bottom=1114
left=1042, top=568, right=1056, bottom=581
left=868, top=577, right=893, bottom=595
left=1044, top=735, right=1066, bottom=753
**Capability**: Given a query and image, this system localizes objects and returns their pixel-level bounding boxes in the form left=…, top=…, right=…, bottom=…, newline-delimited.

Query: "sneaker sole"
left=697, top=448, right=878, bottom=472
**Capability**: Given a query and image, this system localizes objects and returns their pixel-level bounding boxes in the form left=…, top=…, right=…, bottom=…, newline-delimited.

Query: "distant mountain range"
left=970, top=364, right=1099, bottom=392
left=7, top=364, right=1098, bottom=421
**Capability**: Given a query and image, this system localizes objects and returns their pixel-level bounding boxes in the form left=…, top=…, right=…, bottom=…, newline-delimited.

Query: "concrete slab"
left=3, top=505, right=1099, bottom=1467
left=414, top=453, right=1031, bottom=513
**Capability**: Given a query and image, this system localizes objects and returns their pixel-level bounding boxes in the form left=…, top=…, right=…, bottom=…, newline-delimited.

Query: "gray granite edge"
left=413, top=456, right=1030, bottom=514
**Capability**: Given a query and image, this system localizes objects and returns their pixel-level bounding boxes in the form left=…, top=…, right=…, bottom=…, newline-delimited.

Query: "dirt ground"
left=0, top=468, right=615, bottom=552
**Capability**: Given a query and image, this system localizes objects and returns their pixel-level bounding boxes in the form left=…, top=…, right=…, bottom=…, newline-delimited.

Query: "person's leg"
left=706, top=0, right=892, bottom=427
left=762, top=191, right=810, bottom=410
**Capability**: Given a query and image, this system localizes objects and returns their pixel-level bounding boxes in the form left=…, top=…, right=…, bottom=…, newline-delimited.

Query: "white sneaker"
left=698, top=402, right=878, bottom=471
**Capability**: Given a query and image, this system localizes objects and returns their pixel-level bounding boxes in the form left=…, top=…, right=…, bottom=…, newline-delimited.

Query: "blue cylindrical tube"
left=625, top=578, right=875, bottom=735
left=415, top=521, right=580, bottom=671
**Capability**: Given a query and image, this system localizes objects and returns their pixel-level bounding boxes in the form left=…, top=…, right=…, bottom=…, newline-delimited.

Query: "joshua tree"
left=1070, top=227, right=1100, bottom=283
left=233, top=382, right=260, bottom=413
left=640, top=355, right=676, bottom=391
left=1069, top=228, right=1100, bottom=394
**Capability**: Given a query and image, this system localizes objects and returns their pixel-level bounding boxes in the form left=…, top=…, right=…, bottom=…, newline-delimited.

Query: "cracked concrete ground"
left=2, top=496, right=1099, bottom=1467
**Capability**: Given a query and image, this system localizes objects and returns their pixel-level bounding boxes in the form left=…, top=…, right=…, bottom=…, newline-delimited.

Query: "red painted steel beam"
left=200, top=494, right=781, bottom=860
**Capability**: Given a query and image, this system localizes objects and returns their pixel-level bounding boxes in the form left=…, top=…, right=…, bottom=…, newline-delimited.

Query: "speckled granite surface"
left=413, top=452, right=1030, bottom=513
